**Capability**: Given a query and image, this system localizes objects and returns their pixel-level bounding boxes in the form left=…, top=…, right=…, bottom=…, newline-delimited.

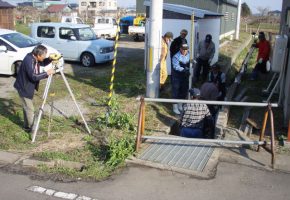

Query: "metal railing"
left=136, top=96, right=278, bottom=168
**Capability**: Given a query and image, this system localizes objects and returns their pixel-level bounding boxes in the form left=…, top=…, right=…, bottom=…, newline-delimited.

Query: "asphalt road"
left=1, top=162, right=290, bottom=200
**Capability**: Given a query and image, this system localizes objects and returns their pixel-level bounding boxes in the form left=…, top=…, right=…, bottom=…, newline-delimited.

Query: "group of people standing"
left=159, top=29, right=271, bottom=139
left=159, top=29, right=223, bottom=138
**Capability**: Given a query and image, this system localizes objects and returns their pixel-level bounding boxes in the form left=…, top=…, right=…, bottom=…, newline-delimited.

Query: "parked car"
left=30, top=23, right=115, bottom=67
left=0, top=28, right=63, bottom=76
left=92, top=17, right=119, bottom=39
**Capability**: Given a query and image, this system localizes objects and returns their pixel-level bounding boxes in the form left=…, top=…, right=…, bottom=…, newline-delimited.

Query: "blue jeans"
left=180, top=127, right=203, bottom=138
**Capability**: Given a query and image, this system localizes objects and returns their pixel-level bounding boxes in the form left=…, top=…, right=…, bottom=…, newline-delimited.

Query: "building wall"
left=0, top=8, right=14, bottom=30
left=78, top=0, right=117, bottom=16
left=138, top=0, right=237, bottom=36
left=280, top=0, right=290, bottom=126
left=219, top=3, right=237, bottom=38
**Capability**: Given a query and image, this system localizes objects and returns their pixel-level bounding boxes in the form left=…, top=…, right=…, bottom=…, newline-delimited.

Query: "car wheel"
left=81, top=53, right=95, bottom=67
left=133, top=34, right=139, bottom=41
left=13, top=61, right=22, bottom=77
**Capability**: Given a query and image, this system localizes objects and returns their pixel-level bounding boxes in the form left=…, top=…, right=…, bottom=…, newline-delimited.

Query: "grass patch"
left=0, top=26, right=187, bottom=179
left=15, top=23, right=31, bottom=35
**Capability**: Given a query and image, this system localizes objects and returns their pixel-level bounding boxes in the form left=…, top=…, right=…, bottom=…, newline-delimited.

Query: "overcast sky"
left=8, top=0, right=283, bottom=11
left=243, top=0, right=283, bottom=13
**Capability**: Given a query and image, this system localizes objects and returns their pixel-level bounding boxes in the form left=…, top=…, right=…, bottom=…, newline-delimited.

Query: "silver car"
left=30, top=23, right=115, bottom=67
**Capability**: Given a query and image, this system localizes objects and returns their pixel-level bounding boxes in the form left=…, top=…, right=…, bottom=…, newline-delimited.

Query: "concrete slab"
left=22, top=159, right=55, bottom=168
left=0, top=151, right=22, bottom=164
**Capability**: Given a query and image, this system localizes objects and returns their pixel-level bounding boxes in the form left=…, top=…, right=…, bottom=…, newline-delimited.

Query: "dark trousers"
left=195, top=58, right=210, bottom=81
left=251, top=61, right=267, bottom=80
left=171, top=74, right=189, bottom=99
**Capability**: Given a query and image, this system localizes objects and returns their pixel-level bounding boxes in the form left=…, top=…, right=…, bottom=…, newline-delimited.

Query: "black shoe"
left=23, top=127, right=32, bottom=133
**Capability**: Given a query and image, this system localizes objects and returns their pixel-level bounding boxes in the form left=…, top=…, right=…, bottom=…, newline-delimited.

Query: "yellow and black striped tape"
left=108, top=19, right=120, bottom=107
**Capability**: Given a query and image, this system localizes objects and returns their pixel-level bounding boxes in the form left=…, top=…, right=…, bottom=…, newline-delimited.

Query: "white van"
left=0, top=29, right=62, bottom=75
left=30, top=23, right=115, bottom=67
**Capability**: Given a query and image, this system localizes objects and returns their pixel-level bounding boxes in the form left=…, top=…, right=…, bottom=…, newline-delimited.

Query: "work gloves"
left=183, top=67, right=190, bottom=76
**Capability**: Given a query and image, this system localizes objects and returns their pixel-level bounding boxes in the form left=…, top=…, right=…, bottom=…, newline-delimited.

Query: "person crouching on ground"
left=160, top=32, right=173, bottom=90
left=14, top=44, right=55, bottom=133
left=171, top=42, right=190, bottom=115
left=250, top=32, right=271, bottom=80
left=180, top=88, right=212, bottom=138
left=208, top=64, right=226, bottom=101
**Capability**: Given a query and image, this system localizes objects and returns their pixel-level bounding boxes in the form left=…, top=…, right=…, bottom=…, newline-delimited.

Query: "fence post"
left=136, top=96, right=145, bottom=152
left=257, top=109, right=269, bottom=152
left=269, top=105, right=275, bottom=168
left=288, top=120, right=290, bottom=142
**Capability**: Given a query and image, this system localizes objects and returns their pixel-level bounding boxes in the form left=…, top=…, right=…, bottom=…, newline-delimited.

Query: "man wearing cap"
left=250, top=32, right=271, bottom=80
left=160, top=32, right=173, bottom=89
left=208, top=64, right=226, bottom=101
left=171, top=42, right=191, bottom=114
left=180, top=88, right=212, bottom=138
left=170, top=29, right=188, bottom=59
left=195, top=34, right=215, bottom=82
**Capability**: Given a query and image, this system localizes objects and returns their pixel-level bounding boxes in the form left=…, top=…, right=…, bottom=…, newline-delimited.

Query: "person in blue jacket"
left=14, top=45, right=55, bottom=133
left=171, top=42, right=190, bottom=114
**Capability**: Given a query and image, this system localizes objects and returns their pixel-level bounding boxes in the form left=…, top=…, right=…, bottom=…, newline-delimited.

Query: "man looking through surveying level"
left=14, top=45, right=56, bottom=133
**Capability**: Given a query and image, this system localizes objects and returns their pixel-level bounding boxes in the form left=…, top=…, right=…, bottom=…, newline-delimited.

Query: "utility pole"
left=146, top=0, right=163, bottom=98
left=235, top=0, right=242, bottom=40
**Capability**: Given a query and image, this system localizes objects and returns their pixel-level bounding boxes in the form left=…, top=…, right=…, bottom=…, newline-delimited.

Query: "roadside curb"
left=0, top=151, right=22, bottom=164
left=0, top=150, right=84, bottom=170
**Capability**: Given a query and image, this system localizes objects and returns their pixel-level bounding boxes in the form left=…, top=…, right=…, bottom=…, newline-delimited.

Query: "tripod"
left=31, top=65, right=91, bottom=142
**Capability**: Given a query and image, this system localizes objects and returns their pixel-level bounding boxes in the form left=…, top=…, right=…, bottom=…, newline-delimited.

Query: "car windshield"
left=76, top=27, right=97, bottom=41
left=1, top=32, right=40, bottom=48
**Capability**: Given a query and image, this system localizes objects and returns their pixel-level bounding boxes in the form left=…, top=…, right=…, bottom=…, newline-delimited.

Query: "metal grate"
left=138, top=139, right=215, bottom=172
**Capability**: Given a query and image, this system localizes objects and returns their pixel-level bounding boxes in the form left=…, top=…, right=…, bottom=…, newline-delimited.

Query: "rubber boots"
left=178, top=103, right=183, bottom=112
left=173, top=104, right=180, bottom=115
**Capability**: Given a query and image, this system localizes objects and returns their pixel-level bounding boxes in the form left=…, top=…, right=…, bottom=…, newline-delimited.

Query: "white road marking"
left=26, top=185, right=98, bottom=200
left=54, top=192, right=78, bottom=200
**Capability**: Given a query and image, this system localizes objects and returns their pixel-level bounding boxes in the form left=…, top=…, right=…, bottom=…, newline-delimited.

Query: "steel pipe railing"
left=142, top=136, right=267, bottom=145
left=136, top=96, right=277, bottom=168
left=136, top=97, right=279, bottom=107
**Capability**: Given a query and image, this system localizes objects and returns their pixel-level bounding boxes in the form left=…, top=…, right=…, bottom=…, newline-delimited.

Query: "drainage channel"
left=138, top=139, right=215, bottom=172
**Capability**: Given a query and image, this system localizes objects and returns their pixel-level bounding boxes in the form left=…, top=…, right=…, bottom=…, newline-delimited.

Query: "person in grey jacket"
left=194, top=34, right=215, bottom=82
left=14, top=45, right=55, bottom=133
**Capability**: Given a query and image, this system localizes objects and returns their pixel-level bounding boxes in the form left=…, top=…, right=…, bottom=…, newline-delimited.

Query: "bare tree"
left=256, top=6, right=270, bottom=16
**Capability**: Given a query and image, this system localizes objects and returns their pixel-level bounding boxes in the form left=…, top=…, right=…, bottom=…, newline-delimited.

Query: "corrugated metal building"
left=137, top=0, right=238, bottom=38
left=0, top=0, right=15, bottom=30
left=279, top=0, right=290, bottom=126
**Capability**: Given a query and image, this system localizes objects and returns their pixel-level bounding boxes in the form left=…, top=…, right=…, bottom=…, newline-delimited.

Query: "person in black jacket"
left=170, top=29, right=188, bottom=58
left=14, top=45, right=55, bottom=132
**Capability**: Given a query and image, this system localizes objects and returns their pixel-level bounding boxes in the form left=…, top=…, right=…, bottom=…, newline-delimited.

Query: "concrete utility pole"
left=235, top=0, right=242, bottom=40
left=146, top=0, right=163, bottom=98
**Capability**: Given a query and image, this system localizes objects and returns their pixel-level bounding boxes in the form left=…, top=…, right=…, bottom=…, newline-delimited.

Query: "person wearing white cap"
left=171, top=42, right=190, bottom=114
left=160, top=32, right=173, bottom=90
left=180, top=88, right=212, bottom=138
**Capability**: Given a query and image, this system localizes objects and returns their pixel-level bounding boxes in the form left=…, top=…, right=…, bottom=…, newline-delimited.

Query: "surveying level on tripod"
left=32, top=52, right=91, bottom=142
left=40, top=53, right=64, bottom=74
